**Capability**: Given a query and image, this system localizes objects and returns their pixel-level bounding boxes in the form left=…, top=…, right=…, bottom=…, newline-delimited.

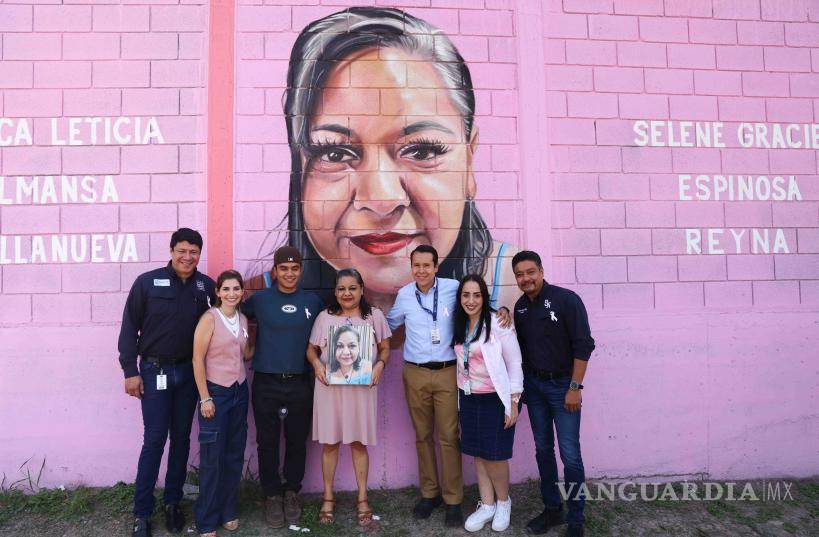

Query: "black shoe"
left=568, top=523, right=585, bottom=537
left=164, top=503, right=185, bottom=533
left=132, top=517, right=152, bottom=537
left=412, top=496, right=443, bottom=519
left=444, top=503, right=463, bottom=527
left=526, top=507, right=565, bottom=534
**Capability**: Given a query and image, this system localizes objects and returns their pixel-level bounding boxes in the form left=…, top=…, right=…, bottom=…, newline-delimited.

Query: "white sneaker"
left=464, top=502, right=496, bottom=532
left=492, top=497, right=512, bottom=531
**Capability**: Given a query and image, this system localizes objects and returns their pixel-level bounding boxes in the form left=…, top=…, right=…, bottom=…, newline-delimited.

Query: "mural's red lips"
left=350, top=232, right=414, bottom=255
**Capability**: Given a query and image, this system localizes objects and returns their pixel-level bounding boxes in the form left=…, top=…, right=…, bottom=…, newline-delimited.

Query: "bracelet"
left=199, top=397, right=213, bottom=405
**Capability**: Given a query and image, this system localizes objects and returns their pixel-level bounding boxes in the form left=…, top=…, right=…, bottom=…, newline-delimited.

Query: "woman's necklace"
left=220, top=307, right=238, bottom=324
left=218, top=307, right=240, bottom=337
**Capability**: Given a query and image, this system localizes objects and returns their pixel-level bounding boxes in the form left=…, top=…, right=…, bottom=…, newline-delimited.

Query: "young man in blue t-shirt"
left=243, top=246, right=324, bottom=528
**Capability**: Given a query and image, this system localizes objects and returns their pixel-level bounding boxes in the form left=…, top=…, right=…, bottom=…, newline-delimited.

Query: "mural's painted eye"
left=399, top=140, right=451, bottom=162
left=319, top=146, right=358, bottom=163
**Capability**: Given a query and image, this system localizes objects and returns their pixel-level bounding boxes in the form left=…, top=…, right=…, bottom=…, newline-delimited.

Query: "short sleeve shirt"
left=243, top=286, right=324, bottom=374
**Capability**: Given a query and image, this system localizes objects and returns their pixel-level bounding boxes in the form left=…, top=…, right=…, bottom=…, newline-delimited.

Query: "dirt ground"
left=1, top=478, right=817, bottom=537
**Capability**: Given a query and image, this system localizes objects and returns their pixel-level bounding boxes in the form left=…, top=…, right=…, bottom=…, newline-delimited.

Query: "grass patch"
left=95, top=482, right=134, bottom=515
left=0, top=482, right=137, bottom=527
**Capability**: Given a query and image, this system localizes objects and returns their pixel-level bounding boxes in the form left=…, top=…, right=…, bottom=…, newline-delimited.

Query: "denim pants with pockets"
left=134, top=360, right=198, bottom=518
left=195, top=380, right=248, bottom=533
left=524, top=375, right=586, bottom=524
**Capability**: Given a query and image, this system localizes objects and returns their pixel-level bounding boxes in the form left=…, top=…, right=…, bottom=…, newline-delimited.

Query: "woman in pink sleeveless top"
left=192, top=270, right=254, bottom=537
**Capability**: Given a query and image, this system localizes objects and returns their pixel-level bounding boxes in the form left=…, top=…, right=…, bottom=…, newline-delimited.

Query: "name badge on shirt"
left=463, top=379, right=472, bottom=395
left=430, top=324, right=441, bottom=345
left=156, top=374, right=167, bottom=390
left=153, top=279, right=171, bottom=287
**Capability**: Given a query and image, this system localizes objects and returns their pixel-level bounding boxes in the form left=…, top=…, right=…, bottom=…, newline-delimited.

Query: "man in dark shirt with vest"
left=511, top=251, right=594, bottom=537
left=242, top=246, right=324, bottom=528
left=119, top=228, right=216, bottom=537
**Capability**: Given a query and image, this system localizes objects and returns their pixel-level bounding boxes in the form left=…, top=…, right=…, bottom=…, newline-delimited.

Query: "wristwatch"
left=511, top=393, right=521, bottom=404
left=569, top=381, right=583, bottom=391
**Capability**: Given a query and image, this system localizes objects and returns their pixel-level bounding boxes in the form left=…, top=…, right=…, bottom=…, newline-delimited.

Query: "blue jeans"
left=524, top=375, right=585, bottom=524
left=134, top=361, right=198, bottom=518
left=195, top=380, right=248, bottom=533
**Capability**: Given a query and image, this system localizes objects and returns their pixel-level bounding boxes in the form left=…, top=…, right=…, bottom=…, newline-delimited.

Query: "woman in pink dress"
left=306, top=268, right=391, bottom=527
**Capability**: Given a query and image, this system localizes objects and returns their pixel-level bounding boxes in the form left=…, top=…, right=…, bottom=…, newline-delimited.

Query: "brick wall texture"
left=1, top=0, right=817, bottom=489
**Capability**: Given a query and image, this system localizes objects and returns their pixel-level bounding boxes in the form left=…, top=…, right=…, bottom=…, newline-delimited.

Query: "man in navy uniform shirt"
left=243, top=246, right=324, bottom=528
left=119, top=228, right=216, bottom=537
left=511, top=251, right=595, bottom=537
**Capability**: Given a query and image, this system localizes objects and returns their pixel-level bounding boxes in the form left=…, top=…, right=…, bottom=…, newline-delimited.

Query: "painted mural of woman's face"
left=301, top=47, right=478, bottom=295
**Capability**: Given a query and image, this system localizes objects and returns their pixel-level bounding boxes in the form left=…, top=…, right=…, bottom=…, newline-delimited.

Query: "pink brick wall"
left=1, top=0, right=210, bottom=487
left=1, top=0, right=817, bottom=493
left=545, top=0, right=819, bottom=309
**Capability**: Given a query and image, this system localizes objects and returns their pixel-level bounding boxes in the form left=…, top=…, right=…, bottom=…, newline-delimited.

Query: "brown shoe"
left=265, top=495, right=284, bottom=528
left=284, top=490, right=302, bottom=523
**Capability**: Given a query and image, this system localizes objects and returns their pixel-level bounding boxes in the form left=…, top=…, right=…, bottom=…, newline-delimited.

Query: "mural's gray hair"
left=284, top=6, right=475, bottom=147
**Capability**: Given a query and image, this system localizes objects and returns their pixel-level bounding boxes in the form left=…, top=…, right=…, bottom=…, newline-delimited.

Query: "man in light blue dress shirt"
left=387, top=245, right=464, bottom=527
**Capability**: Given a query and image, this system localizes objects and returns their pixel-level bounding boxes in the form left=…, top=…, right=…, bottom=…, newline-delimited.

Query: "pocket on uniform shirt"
left=199, top=429, right=218, bottom=444
left=146, top=288, right=175, bottom=315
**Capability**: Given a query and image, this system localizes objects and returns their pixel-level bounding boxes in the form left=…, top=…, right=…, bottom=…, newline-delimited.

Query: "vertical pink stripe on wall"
left=207, top=0, right=235, bottom=274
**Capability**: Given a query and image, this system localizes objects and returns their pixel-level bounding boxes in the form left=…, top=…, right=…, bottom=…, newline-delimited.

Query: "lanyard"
left=462, top=321, right=480, bottom=376
left=414, top=279, right=438, bottom=322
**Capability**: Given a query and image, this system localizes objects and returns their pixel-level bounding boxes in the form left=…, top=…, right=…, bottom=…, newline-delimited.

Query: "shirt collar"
left=415, top=277, right=438, bottom=295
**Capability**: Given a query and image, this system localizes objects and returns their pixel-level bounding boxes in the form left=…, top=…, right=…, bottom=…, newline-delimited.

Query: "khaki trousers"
left=402, top=362, right=463, bottom=505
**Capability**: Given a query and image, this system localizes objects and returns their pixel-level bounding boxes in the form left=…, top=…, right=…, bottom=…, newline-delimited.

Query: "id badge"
left=156, top=373, right=168, bottom=391
left=430, top=325, right=441, bottom=345
left=463, top=379, right=472, bottom=395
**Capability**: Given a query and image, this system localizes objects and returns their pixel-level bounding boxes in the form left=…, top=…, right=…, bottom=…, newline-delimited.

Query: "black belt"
left=258, top=372, right=306, bottom=380
left=409, top=359, right=456, bottom=370
left=143, top=356, right=189, bottom=366
left=528, top=369, right=571, bottom=380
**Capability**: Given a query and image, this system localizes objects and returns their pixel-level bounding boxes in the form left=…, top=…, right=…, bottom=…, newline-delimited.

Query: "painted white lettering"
left=0, top=118, right=32, bottom=146
left=122, top=234, right=138, bottom=262
left=50, top=118, right=66, bottom=145
left=101, top=176, right=118, bottom=202
left=40, top=177, right=57, bottom=204
left=675, top=175, right=802, bottom=201
left=143, top=116, right=164, bottom=144
left=752, top=229, right=770, bottom=254
left=113, top=117, right=130, bottom=145
left=14, top=236, right=27, bottom=264
left=713, top=175, right=728, bottom=200
left=773, top=229, right=789, bottom=253
left=68, top=117, right=82, bottom=145
left=91, top=234, right=105, bottom=262
left=0, top=177, right=11, bottom=204
left=70, top=235, right=87, bottom=262
left=633, top=120, right=649, bottom=146
left=755, top=176, right=771, bottom=199
left=678, top=175, right=692, bottom=200
left=708, top=229, right=724, bottom=254
left=686, top=229, right=702, bottom=254
left=31, top=236, right=47, bottom=263
left=730, top=229, right=746, bottom=252
left=51, top=235, right=67, bottom=263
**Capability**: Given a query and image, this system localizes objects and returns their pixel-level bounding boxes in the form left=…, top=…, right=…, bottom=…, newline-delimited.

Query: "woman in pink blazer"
left=452, top=274, right=524, bottom=533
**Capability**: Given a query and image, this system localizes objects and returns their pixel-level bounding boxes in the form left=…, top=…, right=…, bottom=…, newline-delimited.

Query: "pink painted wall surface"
left=2, top=0, right=818, bottom=492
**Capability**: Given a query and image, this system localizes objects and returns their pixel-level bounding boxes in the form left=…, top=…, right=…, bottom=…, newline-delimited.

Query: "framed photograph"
left=327, top=324, right=374, bottom=386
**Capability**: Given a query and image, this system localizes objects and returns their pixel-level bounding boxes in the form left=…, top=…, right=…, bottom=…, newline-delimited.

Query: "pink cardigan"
left=476, top=313, right=524, bottom=417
